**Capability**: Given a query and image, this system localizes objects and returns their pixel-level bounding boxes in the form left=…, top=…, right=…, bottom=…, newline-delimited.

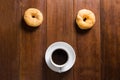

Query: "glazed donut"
left=24, top=8, right=43, bottom=27
left=76, top=9, right=95, bottom=29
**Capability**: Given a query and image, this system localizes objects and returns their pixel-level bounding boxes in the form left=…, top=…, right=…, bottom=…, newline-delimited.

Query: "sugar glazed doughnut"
left=24, top=8, right=43, bottom=27
left=76, top=9, right=95, bottom=29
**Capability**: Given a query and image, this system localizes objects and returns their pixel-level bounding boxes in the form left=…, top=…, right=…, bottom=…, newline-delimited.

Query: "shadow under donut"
left=21, top=18, right=40, bottom=32
left=74, top=20, right=91, bottom=35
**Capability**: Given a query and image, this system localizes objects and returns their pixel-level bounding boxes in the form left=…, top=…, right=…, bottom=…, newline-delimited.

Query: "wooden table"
left=0, top=0, right=120, bottom=80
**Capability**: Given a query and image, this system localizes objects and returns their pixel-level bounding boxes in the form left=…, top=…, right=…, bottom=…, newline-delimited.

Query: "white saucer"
left=45, top=42, right=76, bottom=73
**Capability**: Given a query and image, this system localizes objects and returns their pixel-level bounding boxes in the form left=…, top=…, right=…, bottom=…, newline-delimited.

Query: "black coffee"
left=52, top=49, right=68, bottom=65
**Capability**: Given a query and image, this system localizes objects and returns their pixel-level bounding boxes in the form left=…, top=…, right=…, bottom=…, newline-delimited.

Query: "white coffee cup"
left=45, top=42, right=76, bottom=73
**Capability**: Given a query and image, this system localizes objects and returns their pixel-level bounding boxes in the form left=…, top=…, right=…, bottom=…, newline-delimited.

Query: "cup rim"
left=50, top=48, right=69, bottom=68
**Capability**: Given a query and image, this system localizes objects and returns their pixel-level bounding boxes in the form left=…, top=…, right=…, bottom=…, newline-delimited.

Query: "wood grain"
left=74, top=0, right=101, bottom=80
left=46, top=0, right=76, bottom=80
left=101, top=0, right=120, bottom=80
left=0, top=0, right=20, bottom=80
left=19, top=0, right=47, bottom=80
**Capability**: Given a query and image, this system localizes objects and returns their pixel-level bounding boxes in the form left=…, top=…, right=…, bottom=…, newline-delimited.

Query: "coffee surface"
left=52, top=49, right=68, bottom=65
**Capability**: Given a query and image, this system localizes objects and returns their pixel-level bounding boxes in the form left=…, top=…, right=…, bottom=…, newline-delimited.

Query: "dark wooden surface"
left=74, top=0, right=101, bottom=80
left=19, top=0, right=47, bottom=80
left=0, top=0, right=20, bottom=80
left=101, top=0, right=120, bottom=80
left=0, top=0, right=120, bottom=80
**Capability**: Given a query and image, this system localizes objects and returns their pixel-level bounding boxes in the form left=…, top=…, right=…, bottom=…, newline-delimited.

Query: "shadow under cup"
left=51, top=49, right=68, bottom=66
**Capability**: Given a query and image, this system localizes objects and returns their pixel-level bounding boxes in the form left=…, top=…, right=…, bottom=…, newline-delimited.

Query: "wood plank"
left=46, top=0, right=76, bottom=80
left=19, top=0, right=47, bottom=80
left=0, top=0, right=20, bottom=80
left=74, top=0, right=101, bottom=80
left=101, top=0, right=120, bottom=80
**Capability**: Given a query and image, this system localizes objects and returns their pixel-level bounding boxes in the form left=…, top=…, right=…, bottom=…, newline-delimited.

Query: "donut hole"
left=32, top=16, right=35, bottom=18
left=31, top=13, right=36, bottom=18
left=83, top=17, right=87, bottom=21
left=32, top=15, right=35, bottom=18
